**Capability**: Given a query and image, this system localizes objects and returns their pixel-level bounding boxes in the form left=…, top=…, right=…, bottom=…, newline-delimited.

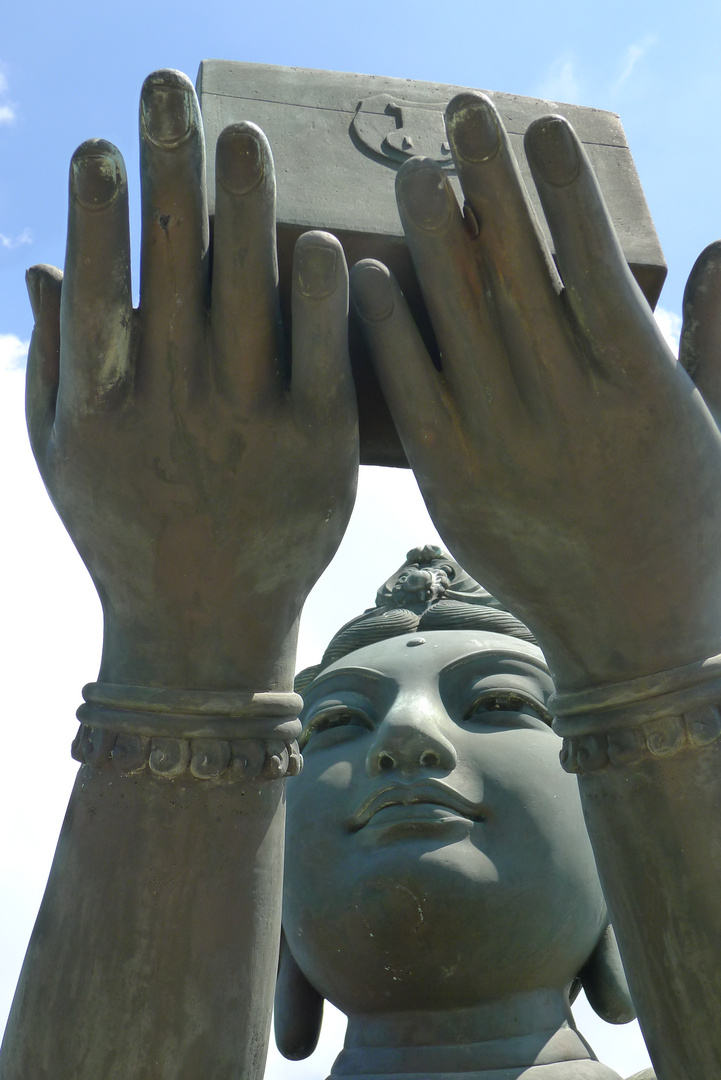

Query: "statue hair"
left=295, top=546, right=536, bottom=695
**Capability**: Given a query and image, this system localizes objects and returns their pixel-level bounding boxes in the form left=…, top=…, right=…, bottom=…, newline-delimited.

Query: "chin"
left=283, top=836, right=604, bottom=1014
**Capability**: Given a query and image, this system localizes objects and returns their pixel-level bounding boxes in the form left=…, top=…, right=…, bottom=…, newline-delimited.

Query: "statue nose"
left=365, top=696, right=458, bottom=776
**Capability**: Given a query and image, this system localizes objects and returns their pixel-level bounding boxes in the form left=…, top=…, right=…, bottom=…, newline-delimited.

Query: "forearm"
left=11, top=60, right=357, bottom=1080
left=579, top=748, right=721, bottom=1080
left=0, top=712, right=300, bottom=1080
left=557, top=674, right=721, bottom=1080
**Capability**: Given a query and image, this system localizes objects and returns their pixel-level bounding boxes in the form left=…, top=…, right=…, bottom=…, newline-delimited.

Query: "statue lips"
left=346, top=779, right=486, bottom=832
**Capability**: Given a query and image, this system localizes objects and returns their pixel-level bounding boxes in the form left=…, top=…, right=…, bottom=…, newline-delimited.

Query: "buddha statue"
left=9, top=70, right=718, bottom=1080
left=276, top=545, right=638, bottom=1080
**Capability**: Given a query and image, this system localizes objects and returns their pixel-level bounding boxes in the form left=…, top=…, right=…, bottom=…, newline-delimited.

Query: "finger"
left=290, top=231, right=355, bottom=429
left=138, top=69, right=209, bottom=399
left=444, top=93, right=572, bottom=397
left=25, top=264, right=62, bottom=465
left=57, top=140, right=132, bottom=421
left=394, top=156, right=518, bottom=418
left=350, top=259, right=457, bottom=466
left=680, top=241, right=721, bottom=421
left=524, top=115, right=665, bottom=375
left=211, top=123, right=283, bottom=406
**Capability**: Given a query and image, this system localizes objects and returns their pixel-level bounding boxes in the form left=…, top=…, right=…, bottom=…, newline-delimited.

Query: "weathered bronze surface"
left=0, top=67, right=358, bottom=1080
left=197, top=61, right=665, bottom=467
left=6, top=59, right=721, bottom=1080
left=350, top=89, right=721, bottom=1080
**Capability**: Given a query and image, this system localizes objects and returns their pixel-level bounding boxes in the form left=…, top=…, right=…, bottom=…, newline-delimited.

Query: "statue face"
left=284, top=630, right=606, bottom=1015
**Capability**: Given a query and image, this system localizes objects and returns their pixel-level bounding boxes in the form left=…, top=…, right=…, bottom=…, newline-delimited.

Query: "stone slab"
left=197, top=61, right=666, bottom=466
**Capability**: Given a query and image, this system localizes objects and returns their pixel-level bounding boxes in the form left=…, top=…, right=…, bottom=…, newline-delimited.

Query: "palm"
left=351, top=93, right=721, bottom=691
left=26, top=70, right=357, bottom=691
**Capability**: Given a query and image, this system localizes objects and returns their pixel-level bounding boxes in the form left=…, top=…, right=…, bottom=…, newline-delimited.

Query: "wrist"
left=551, top=650, right=721, bottom=774
left=73, top=681, right=303, bottom=781
left=540, top=616, right=721, bottom=696
left=98, top=608, right=301, bottom=691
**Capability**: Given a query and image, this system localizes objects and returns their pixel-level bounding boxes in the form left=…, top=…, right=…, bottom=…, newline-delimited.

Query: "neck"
left=330, top=989, right=622, bottom=1079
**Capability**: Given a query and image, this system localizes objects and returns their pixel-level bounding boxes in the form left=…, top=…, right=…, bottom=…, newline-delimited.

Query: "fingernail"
left=297, top=243, right=337, bottom=298
left=526, top=116, right=580, bottom=187
left=25, top=267, right=40, bottom=318
left=396, top=160, right=453, bottom=231
left=463, top=202, right=480, bottom=238
left=25, top=264, right=62, bottom=321
left=217, top=124, right=264, bottom=195
left=141, top=70, right=194, bottom=148
left=72, top=141, right=122, bottom=210
left=352, top=263, right=394, bottom=321
left=446, top=93, right=500, bottom=164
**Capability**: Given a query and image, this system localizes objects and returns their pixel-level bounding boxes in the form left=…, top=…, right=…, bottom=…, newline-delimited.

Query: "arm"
left=351, top=92, right=721, bottom=1080
left=0, top=69, right=357, bottom=1080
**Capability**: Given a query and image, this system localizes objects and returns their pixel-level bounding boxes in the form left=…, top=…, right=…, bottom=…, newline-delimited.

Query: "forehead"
left=315, top=629, right=551, bottom=688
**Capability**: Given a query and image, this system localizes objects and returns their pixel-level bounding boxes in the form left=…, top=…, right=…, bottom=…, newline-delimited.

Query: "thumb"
left=679, top=241, right=721, bottom=424
left=25, top=263, right=63, bottom=465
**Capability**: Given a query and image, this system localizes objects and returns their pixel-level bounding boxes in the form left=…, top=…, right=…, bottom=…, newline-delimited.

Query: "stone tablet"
left=197, top=61, right=666, bottom=465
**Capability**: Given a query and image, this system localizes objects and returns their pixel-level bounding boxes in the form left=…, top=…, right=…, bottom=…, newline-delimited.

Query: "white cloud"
left=0, top=351, right=101, bottom=1031
left=536, top=55, right=581, bottom=103
left=0, top=228, right=31, bottom=250
left=0, top=66, right=16, bottom=124
left=296, top=467, right=444, bottom=670
left=654, top=306, right=682, bottom=356
left=537, top=35, right=655, bottom=109
left=0, top=333, right=29, bottom=372
left=613, top=36, right=656, bottom=91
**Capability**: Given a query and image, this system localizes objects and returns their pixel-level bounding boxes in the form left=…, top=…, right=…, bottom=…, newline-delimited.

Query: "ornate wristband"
left=550, top=652, right=721, bottom=774
left=72, top=682, right=304, bottom=782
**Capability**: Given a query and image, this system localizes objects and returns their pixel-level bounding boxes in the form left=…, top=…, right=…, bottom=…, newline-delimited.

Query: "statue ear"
left=274, top=929, right=325, bottom=1060
left=578, top=924, right=636, bottom=1024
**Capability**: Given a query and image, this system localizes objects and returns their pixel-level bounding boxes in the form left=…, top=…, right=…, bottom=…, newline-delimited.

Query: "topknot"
left=294, top=546, right=536, bottom=695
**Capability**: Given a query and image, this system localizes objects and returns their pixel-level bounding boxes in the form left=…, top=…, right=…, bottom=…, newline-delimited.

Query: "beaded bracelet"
left=72, top=682, right=304, bottom=782
left=550, top=653, right=721, bottom=774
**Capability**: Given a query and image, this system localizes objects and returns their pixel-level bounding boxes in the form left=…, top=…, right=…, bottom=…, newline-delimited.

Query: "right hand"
left=25, top=70, right=358, bottom=693
left=351, top=93, right=721, bottom=692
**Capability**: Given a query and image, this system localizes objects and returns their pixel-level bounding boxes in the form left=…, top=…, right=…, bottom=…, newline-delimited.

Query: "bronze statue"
left=3, top=65, right=721, bottom=1080
left=279, top=546, right=636, bottom=1079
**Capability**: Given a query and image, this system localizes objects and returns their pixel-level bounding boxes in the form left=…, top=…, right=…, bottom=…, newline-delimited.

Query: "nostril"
left=420, top=749, right=441, bottom=768
left=378, top=752, right=396, bottom=771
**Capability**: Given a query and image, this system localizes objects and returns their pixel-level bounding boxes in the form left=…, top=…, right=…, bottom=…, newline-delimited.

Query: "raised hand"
left=25, top=69, right=358, bottom=694
left=351, top=92, right=721, bottom=693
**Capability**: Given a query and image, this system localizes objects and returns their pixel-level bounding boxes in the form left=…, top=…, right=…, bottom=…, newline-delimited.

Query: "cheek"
left=463, top=730, right=603, bottom=903
left=458, top=731, right=606, bottom=979
left=284, top=747, right=365, bottom=885
left=286, top=759, right=348, bottom=840
left=288, top=737, right=363, bottom=801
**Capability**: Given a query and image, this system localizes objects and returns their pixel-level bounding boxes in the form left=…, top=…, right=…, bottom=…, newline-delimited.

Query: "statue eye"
left=463, top=691, right=552, bottom=727
left=301, top=706, right=373, bottom=748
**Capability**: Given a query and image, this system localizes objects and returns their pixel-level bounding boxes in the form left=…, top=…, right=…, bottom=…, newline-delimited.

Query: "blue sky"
left=3, top=0, right=721, bottom=338
left=2, top=0, right=718, bottom=1074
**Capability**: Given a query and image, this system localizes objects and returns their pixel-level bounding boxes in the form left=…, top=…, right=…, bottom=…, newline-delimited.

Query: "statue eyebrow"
left=303, top=666, right=388, bottom=693
left=440, top=651, right=552, bottom=679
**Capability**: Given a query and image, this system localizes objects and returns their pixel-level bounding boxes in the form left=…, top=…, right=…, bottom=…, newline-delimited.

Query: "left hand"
left=351, top=92, right=721, bottom=692
left=25, top=70, right=358, bottom=694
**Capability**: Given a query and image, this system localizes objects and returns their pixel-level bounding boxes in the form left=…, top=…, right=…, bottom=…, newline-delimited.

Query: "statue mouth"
left=347, top=780, right=486, bottom=831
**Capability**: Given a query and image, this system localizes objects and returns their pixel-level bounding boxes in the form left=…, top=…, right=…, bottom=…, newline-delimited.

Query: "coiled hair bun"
left=295, top=547, right=536, bottom=695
